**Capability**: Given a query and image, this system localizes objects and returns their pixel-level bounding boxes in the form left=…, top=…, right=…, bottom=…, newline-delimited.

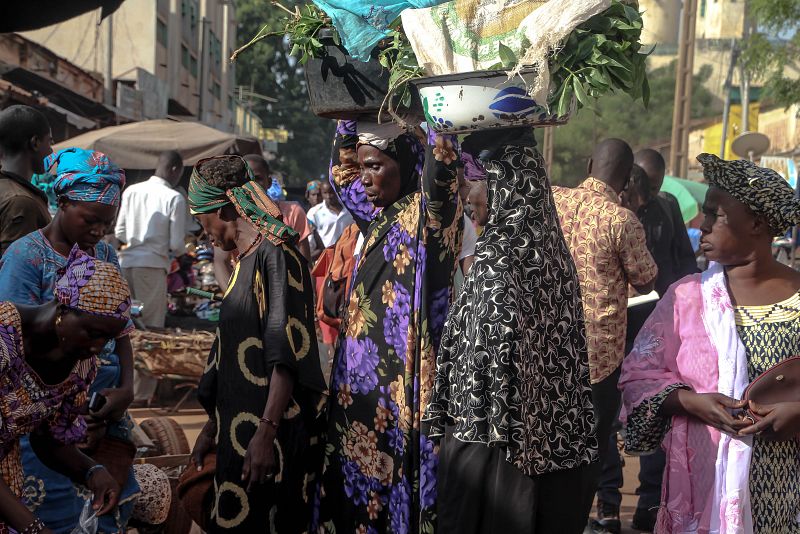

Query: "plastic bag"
left=69, top=499, right=98, bottom=534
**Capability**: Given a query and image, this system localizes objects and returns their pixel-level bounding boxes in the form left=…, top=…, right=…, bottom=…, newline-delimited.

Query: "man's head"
left=621, top=164, right=652, bottom=214
left=320, top=181, right=341, bottom=210
left=0, top=105, right=53, bottom=175
left=587, top=138, right=634, bottom=194
left=243, top=153, right=271, bottom=190
left=468, top=180, right=489, bottom=227
left=156, top=150, right=184, bottom=187
left=634, top=148, right=667, bottom=196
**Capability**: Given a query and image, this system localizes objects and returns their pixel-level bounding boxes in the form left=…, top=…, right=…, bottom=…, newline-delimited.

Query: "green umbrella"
left=661, top=176, right=709, bottom=224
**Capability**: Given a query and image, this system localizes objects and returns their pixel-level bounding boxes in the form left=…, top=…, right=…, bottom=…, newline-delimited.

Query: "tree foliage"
left=234, top=0, right=334, bottom=187
left=541, top=61, right=717, bottom=186
left=741, top=0, right=800, bottom=108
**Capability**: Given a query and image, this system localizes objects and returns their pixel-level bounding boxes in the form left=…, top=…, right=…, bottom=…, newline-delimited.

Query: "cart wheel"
left=139, top=417, right=191, bottom=456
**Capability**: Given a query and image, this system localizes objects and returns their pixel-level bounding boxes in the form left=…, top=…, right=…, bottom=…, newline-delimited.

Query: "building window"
left=228, top=95, right=234, bottom=111
left=190, top=55, right=198, bottom=78
left=181, top=44, right=190, bottom=69
left=181, top=0, right=199, bottom=39
left=700, top=0, right=707, bottom=14
left=157, top=18, right=168, bottom=47
left=209, top=33, right=222, bottom=69
left=212, top=81, right=221, bottom=100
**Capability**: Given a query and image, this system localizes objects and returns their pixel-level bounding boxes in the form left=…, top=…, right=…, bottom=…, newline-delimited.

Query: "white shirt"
left=115, top=176, right=187, bottom=271
left=307, top=202, right=354, bottom=248
left=459, top=214, right=477, bottom=261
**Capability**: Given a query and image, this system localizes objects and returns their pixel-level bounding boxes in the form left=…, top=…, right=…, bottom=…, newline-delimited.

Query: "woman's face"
left=56, top=308, right=127, bottom=359
left=58, top=200, right=117, bottom=250
left=699, top=187, right=766, bottom=265
left=196, top=209, right=238, bottom=251
left=358, top=145, right=402, bottom=208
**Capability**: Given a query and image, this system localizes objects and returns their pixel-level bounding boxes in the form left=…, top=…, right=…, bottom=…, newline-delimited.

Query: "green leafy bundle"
left=376, top=22, right=425, bottom=118
left=231, top=3, right=331, bottom=64
left=548, top=1, right=651, bottom=116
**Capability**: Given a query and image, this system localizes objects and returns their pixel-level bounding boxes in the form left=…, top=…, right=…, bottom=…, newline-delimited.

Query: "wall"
left=696, top=0, right=745, bottom=40
left=639, top=0, right=680, bottom=46
left=21, top=1, right=158, bottom=82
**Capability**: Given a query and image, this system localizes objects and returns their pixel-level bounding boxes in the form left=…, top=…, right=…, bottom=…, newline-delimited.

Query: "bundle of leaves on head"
left=232, top=0, right=649, bottom=117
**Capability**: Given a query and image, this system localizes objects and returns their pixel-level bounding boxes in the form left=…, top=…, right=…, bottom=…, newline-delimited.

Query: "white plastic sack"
left=401, top=0, right=611, bottom=103
left=69, top=499, right=98, bottom=534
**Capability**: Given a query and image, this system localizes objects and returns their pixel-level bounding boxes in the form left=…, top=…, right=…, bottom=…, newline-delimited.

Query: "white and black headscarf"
left=698, top=153, right=800, bottom=236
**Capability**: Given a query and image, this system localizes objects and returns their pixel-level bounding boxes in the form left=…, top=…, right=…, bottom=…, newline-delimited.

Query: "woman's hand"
left=678, top=391, right=749, bottom=434
left=92, top=387, right=134, bottom=422
left=739, top=401, right=800, bottom=441
left=86, top=466, right=120, bottom=515
left=241, top=426, right=276, bottom=492
left=80, top=416, right=107, bottom=451
left=191, top=420, right=216, bottom=471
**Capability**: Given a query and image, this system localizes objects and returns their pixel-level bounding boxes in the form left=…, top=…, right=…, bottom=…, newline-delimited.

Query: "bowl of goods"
left=413, top=69, right=574, bottom=134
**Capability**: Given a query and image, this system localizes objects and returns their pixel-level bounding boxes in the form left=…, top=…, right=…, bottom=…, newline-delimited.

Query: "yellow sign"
left=703, top=104, right=760, bottom=159
left=261, top=128, right=289, bottom=143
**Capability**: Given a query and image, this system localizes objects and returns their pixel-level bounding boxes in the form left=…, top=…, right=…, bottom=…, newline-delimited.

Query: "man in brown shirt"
left=0, top=105, right=53, bottom=255
left=552, top=138, right=657, bottom=532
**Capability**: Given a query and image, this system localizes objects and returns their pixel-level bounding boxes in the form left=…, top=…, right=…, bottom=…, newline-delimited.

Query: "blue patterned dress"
left=0, top=230, right=139, bottom=533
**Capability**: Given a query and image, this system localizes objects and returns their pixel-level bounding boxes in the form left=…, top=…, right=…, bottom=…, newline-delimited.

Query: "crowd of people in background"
left=1, top=102, right=800, bottom=534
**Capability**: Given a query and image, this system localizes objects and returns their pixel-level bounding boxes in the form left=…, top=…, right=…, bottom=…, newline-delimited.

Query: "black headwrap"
left=697, top=153, right=800, bottom=236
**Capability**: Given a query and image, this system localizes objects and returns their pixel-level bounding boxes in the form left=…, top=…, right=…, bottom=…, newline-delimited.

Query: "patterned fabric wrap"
left=131, top=463, right=171, bottom=525
left=46, top=148, right=126, bottom=206
left=460, top=151, right=487, bottom=181
left=54, top=245, right=133, bottom=334
left=188, top=156, right=298, bottom=245
left=306, top=180, right=321, bottom=192
left=697, top=153, right=800, bottom=235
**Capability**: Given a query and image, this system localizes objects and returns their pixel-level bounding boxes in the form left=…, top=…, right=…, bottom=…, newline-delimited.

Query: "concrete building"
left=696, top=0, right=745, bottom=40
left=0, top=33, right=117, bottom=141
left=639, top=0, right=681, bottom=47
left=639, top=0, right=745, bottom=47
left=21, top=0, right=237, bottom=131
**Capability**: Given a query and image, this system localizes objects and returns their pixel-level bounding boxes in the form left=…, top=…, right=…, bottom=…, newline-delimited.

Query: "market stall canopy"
left=54, top=119, right=261, bottom=169
left=662, top=176, right=709, bottom=224
left=0, top=0, right=124, bottom=32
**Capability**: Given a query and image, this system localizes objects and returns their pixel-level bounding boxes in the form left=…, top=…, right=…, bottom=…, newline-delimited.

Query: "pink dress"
left=619, top=274, right=723, bottom=533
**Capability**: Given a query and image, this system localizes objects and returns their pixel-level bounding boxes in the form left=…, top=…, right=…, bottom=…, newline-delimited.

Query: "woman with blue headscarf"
left=0, top=148, right=142, bottom=533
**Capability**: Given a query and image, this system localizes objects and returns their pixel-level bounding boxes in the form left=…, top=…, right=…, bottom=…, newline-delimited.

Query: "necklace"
left=237, top=232, right=263, bottom=260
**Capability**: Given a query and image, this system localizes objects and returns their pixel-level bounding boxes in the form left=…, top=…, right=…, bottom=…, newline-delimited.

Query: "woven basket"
left=131, top=329, right=214, bottom=379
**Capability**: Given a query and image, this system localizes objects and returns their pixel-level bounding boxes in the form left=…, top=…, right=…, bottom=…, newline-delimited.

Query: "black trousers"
left=583, top=365, right=623, bottom=515
left=438, top=427, right=593, bottom=534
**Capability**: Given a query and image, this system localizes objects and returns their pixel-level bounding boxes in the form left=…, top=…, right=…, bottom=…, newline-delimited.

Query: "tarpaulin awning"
left=54, top=119, right=261, bottom=169
left=662, top=176, right=709, bottom=224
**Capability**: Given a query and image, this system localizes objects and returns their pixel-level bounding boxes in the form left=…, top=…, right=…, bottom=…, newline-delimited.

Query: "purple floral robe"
left=313, top=123, right=462, bottom=534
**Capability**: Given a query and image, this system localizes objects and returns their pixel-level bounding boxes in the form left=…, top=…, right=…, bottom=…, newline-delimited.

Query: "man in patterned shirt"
left=552, top=138, right=657, bottom=532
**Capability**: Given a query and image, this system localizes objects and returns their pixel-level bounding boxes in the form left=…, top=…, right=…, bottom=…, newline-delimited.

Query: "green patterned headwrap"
left=188, top=156, right=299, bottom=245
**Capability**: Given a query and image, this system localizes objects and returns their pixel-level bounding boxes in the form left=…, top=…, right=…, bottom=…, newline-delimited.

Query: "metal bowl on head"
left=413, top=69, right=574, bottom=134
